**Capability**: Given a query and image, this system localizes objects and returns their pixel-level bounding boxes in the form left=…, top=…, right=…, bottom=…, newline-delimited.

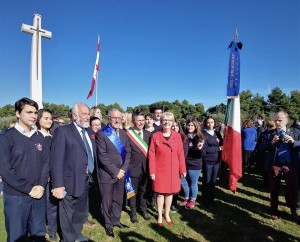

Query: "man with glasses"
left=260, top=111, right=300, bottom=223
left=96, top=108, right=131, bottom=237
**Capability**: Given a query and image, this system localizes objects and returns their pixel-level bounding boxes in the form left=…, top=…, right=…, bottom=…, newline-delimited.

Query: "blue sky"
left=0, top=0, right=299, bottom=110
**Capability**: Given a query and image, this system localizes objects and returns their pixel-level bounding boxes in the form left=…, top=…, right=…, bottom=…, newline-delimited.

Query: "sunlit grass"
left=0, top=173, right=299, bottom=241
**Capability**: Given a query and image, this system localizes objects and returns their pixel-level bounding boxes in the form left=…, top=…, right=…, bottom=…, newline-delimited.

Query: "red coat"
left=149, top=131, right=186, bottom=193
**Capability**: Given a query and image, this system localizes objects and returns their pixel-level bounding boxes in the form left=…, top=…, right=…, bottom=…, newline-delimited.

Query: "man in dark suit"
left=50, top=103, right=96, bottom=242
left=96, top=108, right=131, bottom=237
left=126, top=112, right=151, bottom=223
left=260, top=111, right=299, bottom=223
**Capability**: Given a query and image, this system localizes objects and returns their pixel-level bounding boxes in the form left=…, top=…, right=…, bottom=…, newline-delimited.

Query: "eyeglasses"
left=163, top=119, right=173, bottom=123
left=109, top=116, right=122, bottom=120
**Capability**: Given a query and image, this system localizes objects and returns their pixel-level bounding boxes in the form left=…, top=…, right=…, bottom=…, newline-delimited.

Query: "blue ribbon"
left=102, top=126, right=135, bottom=199
left=227, top=41, right=240, bottom=97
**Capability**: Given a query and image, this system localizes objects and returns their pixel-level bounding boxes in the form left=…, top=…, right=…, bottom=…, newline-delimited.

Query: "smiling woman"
left=148, top=111, right=187, bottom=227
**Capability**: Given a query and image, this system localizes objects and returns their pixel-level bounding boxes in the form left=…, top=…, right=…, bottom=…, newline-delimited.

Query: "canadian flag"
left=87, top=36, right=100, bottom=99
left=221, top=96, right=242, bottom=193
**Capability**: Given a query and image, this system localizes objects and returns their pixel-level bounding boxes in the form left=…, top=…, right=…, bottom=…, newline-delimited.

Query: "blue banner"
left=227, top=41, right=240, bottom=97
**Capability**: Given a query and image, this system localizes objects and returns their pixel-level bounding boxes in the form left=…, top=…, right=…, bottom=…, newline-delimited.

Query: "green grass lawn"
left=1, top=174, right=300, bottom=242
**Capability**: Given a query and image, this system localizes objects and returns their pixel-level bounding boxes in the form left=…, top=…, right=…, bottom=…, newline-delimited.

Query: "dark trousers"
left=100, top=178, right=125, bottom=229
left=268, top=163, right=298, bottom=215
left=59, top=177, right=89, bottom=242
left=298, top=169, right=300, bottom=209
left=46, top=183, right=59, bottom=234
left=202, top=161, right=219, bottom=205
left=242, top=150, right=254, bottom=174
left=4, top=193, right=46, bottom=242
left=129, top=174, right=148, bottom=212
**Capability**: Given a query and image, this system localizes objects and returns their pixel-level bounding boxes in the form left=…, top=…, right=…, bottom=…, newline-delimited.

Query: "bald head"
left=274, top=111, right=288, bottom=130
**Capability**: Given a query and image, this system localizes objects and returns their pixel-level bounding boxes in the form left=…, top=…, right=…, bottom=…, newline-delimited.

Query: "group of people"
left=0, top=97, right=299, bottom=242
left=241, top=112, right=300, bottom=222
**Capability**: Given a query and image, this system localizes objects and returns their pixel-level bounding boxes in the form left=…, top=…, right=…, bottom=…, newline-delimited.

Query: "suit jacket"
left=50, top=123, right=96, bottom=197
left=96, top=126, right=131, bottom=184
left=128, top=129, right=151, bottom=177
left=259, top=128, right=300, bottom=171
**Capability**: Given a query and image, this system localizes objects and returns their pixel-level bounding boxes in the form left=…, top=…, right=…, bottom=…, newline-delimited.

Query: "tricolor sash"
left=126, top=128, right=148, bottom=157
left=102, top=126, right=135, bottom=199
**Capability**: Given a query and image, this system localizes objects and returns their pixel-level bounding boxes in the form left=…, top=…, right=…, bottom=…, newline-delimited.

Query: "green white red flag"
left=221, top=96, right=242, bottom=193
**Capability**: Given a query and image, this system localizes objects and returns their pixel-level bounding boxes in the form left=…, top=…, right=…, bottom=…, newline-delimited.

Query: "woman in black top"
left=202, top=117, right=223, bottom=208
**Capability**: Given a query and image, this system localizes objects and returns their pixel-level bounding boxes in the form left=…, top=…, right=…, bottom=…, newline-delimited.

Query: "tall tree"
left=267, top=87, right=291, bottom=112
left=289, top=90, right=300, bottom=120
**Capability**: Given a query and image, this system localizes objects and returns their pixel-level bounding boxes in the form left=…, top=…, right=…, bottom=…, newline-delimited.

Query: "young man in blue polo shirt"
left=0, top=97, right=49, bottom=242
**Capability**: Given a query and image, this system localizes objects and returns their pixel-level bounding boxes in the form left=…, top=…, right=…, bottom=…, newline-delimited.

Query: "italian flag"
left=221, top=96, right=242, bottom=193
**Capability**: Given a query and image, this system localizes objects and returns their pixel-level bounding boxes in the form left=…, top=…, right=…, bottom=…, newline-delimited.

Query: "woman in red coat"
left=149, top=112, right=186, bottom=226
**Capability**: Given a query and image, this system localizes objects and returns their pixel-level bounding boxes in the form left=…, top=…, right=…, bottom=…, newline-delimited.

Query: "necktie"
left=138, top=132, right=142, bottom=136
left=81, top=129, right=94, bottom=174
left=116, top=129, right=119, bottom=137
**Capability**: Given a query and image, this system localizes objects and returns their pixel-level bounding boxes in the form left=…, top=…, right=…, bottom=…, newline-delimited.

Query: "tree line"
left=0, top=87, right=299, bottom=130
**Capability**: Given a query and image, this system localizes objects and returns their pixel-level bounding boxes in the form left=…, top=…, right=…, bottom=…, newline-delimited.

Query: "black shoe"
left=114, top=223, right=129, bottom=229
left=142, top=211, right=150, bottom=220
left=106, top=228, right=114, bottom=237
left=130, top=212, right=138, bottom=223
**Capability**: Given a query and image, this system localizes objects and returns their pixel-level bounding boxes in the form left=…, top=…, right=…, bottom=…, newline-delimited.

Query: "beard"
left=76, top=119, right=90, bottom=128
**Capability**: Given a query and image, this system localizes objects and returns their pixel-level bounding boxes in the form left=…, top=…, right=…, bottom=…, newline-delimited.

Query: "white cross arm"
left=21, top=24, right=52, bottom=39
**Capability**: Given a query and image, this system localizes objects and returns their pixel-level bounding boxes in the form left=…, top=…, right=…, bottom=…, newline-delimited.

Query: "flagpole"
left=95, top=72, right=98, bottom=106
left=233, top=28, right=238, bottom=42
left=96, top=34, right=100, bottom=106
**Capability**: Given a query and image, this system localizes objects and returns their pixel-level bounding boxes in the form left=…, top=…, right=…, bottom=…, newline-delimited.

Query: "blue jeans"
left=4, top=193, right=46, bottom=242
left=181, top=169, right=201, bottom=200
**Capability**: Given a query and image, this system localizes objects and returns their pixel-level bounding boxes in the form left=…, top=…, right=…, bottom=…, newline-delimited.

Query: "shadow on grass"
left=174, top=179, right=300, bottom=242
left=118, top=230, right=156, bottom=242
left=182, top=202, right=298, bottom=241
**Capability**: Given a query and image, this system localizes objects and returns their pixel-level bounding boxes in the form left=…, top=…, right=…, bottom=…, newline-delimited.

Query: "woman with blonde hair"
left=122, top=112, right=133, bottom=130
left=149, top=112, right=186, bottom=226
left=90, top=106, right=106, bottom=128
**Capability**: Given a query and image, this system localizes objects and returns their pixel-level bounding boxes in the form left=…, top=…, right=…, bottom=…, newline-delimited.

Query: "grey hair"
left=72, top=103, right=89, bottom=115
left=108, top=108, right=121, bottom=117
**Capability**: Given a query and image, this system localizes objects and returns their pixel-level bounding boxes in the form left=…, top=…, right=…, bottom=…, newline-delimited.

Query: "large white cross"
left=21, top=14, right=52, bottom=109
